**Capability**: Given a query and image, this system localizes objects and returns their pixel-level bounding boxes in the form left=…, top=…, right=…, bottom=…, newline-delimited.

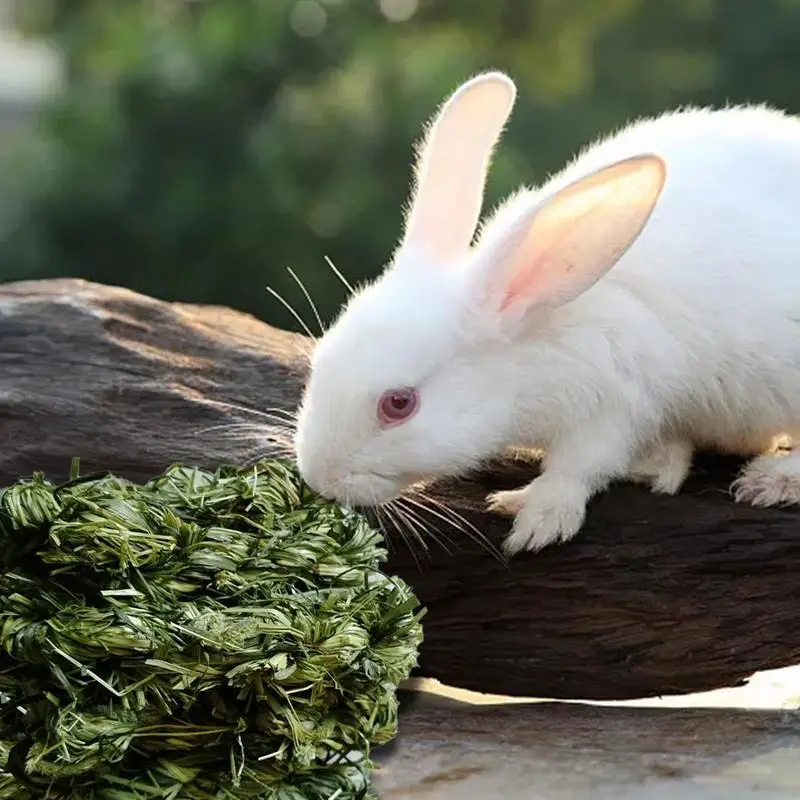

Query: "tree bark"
left=1, top=277, right=799, bottom=701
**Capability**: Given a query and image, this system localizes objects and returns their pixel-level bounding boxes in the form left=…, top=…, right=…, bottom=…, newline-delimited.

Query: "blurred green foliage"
left=3, top=0, right=800, bottom=332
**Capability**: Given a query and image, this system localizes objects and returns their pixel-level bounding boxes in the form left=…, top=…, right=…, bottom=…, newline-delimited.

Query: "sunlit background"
left=1, top=0, right=800, bottom=332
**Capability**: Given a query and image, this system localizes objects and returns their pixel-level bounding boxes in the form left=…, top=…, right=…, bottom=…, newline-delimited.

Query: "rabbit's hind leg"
left=731, top=448, right=800, bottom=507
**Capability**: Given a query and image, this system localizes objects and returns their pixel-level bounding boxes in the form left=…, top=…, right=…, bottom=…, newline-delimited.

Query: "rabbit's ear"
left=400, top=72, right=517, bottom=265
left=474, top=154, right=666, bottom=331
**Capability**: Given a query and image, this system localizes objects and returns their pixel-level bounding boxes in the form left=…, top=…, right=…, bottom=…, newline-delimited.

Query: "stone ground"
left=375, top=668, right=800, bottom=798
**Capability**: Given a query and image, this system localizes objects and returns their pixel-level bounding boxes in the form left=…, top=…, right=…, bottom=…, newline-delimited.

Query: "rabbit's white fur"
left=294, top=71, right=800, bottom=555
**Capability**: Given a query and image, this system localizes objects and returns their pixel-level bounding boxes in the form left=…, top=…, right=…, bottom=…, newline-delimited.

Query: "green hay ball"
left=0, top=458, right=424, bottom=799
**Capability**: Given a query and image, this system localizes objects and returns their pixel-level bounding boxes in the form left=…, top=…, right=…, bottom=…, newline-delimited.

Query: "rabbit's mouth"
left=335, top=471, right=407, bottom=507
left=302, top=463, right=429, bottom=509
left=301, top=467, right=403, bottom=508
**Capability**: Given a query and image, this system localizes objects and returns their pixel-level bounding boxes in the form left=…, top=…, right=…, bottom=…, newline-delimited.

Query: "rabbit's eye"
left=378, top=388, right=419, bottom=427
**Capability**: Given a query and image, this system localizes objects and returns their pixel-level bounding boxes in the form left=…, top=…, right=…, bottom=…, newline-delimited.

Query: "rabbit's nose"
left=295, top=456, right=340, bottom=500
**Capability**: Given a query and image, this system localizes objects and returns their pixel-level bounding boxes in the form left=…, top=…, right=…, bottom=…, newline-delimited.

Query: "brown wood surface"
left=1, top=278, right=800, bottom=700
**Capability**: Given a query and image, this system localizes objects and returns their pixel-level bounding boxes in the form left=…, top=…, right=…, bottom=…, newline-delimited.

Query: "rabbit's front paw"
left=629, top=440, right=693, bottom=495
left=491, top=477, right=589, bottom=555
left=486, top=487, right=528, bottom=517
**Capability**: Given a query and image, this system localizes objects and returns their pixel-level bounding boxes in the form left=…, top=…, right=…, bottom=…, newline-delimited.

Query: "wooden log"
left=1, top=277, right=799, bottom=700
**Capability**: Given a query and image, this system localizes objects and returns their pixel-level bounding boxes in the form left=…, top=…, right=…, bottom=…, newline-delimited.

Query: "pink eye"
left=378, top=387, right=419, bottom=426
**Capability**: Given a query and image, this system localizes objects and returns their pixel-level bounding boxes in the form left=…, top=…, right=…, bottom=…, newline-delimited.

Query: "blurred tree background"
left=0, top=0, right=799, bottom=332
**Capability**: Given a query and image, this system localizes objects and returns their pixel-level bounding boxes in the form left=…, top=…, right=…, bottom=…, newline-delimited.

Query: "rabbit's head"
left=294, top=72, right=665, bottom=507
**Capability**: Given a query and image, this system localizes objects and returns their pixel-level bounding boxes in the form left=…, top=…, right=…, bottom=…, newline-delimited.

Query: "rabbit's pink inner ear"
left=499, top=233, right=578, bottom=312
left=403, top=73, right=516, bottom=265
left=498, top=154, right=667, bottom=314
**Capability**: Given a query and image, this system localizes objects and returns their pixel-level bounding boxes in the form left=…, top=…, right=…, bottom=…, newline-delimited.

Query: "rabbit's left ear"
left=471, top=154, right=666, bottom=331
left=399, top=72, right=517, bottom=266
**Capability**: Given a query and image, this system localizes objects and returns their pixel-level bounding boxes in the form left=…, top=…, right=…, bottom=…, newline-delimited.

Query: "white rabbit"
left=294, top=70, right=800, bottom=556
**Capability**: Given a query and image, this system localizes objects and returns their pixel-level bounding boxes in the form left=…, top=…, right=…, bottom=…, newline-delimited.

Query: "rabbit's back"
left=513, top=105, right=800, bottom=452
left=613, top=107, right=800, bottom=448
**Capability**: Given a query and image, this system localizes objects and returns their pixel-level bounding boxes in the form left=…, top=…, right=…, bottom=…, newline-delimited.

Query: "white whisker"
left=413, top=489, right=505, bottom=562
left=240, top=439, right=296, bottom=464
left=384, top=501, right=427, bottom=570
left=395, top=497, right=455, bottom=556
left=375, top=503, right=427, bottom=570
left=262, top=407, right=300, bottom=422
left=391, top=500, right=431, bottom=551
left=287, top=266, right=325, bottom=337
left=195, top=420, right=292, bottom=436
left=285, top=335, right=315, bottom=363
left=219, top=432, right=283, bottom=444
left=374, top=505, right=396, bottom=556
left=324, top=255, right=355, bottom=295
left=266, top=285, right=316, bottom=340
left=200, top=398, right=293, bottom=421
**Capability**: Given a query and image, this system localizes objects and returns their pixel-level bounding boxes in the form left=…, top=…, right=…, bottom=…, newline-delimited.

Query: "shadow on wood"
left=1, top=278, right=799, bottom=700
